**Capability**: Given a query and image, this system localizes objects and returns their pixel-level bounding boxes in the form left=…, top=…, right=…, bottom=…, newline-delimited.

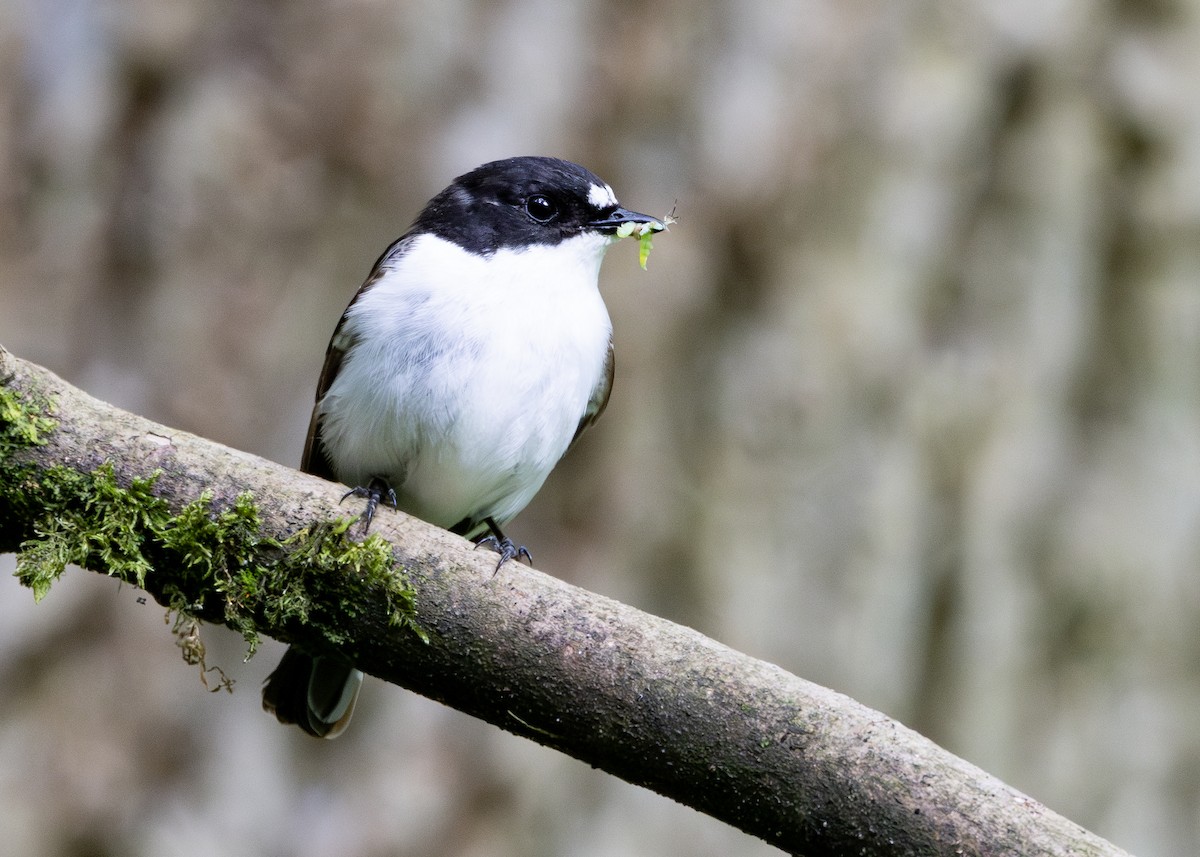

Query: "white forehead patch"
left=588, top=182, right=618, bottom=209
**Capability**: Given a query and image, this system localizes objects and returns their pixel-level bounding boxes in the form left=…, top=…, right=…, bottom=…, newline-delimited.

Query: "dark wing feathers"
left=301, top=238, right=411, bottom=480
left=299, top=335, right=347, bottom=481
left=568, top=336, right=613, bottom=451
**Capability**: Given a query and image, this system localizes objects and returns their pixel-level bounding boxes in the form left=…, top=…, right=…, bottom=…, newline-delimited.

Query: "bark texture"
left=0, top=348, right=1130, bottom=857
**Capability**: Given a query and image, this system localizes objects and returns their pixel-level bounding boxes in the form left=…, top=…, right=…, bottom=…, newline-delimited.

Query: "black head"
left=410, top=156, right=659, bottom=255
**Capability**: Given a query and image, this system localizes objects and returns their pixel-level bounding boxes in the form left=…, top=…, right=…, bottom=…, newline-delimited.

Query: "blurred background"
left=1, top=0, right=1199, bottom=854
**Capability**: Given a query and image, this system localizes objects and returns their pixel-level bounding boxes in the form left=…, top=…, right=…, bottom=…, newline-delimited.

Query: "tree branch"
left=0, top=346, right=1129, bottom=857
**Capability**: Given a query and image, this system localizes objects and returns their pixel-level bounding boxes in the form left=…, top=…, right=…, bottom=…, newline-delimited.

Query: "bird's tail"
left=262, top=646, right=363, bottom=739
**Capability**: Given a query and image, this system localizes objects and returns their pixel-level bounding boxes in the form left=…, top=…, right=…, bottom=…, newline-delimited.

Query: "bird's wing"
left=301, top=235, right=414, bottom=480
left=567, top=335, right=614, bottom=452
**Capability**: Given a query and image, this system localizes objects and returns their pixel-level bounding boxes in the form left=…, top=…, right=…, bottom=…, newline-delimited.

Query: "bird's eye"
left=525, top=194, right=559, bottom=223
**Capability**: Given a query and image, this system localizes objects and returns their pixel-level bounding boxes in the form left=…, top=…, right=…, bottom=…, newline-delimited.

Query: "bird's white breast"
left=316, top=232, right=614, bottom=530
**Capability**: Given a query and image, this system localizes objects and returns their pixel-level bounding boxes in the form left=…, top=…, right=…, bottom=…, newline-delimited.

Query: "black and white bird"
left=262, top=156, right=664, bottom=738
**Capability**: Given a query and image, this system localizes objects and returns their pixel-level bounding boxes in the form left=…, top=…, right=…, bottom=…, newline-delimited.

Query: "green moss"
left=16, top=464, right=165, bottom=600
left=0, top=383, right=56, bottom=447
left=161, top=500, right=427, bottom=654
left=158, top=488, right=274, bottom=649
left=268, top=518, right=426, bottom=646
left=0, top=382, right=59, bottom=551
left=0, top=382, right=58, bottom=528
left=1, top=375, right=424, bottom=667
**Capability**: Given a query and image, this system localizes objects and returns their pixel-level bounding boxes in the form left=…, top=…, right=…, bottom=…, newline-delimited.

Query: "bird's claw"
left=340, top=478, right=398, bottom=532
left=474, top=535, right=533, bottom=573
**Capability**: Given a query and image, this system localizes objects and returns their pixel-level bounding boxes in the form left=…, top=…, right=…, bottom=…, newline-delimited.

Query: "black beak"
left=587, top=206, right=663, bottom=235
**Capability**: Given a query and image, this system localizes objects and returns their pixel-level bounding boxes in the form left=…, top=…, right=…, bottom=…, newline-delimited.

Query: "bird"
left=262, top=156, right=664, bottom=738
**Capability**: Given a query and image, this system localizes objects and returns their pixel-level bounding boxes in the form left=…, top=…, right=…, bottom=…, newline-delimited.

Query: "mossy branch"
left=0, top=346, right=1130, bottom=857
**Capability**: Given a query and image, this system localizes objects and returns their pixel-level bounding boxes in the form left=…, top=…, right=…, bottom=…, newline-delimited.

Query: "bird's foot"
left=472, top=530, right=535, bottom=571
left=340, top=478, right=398, bottom=532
